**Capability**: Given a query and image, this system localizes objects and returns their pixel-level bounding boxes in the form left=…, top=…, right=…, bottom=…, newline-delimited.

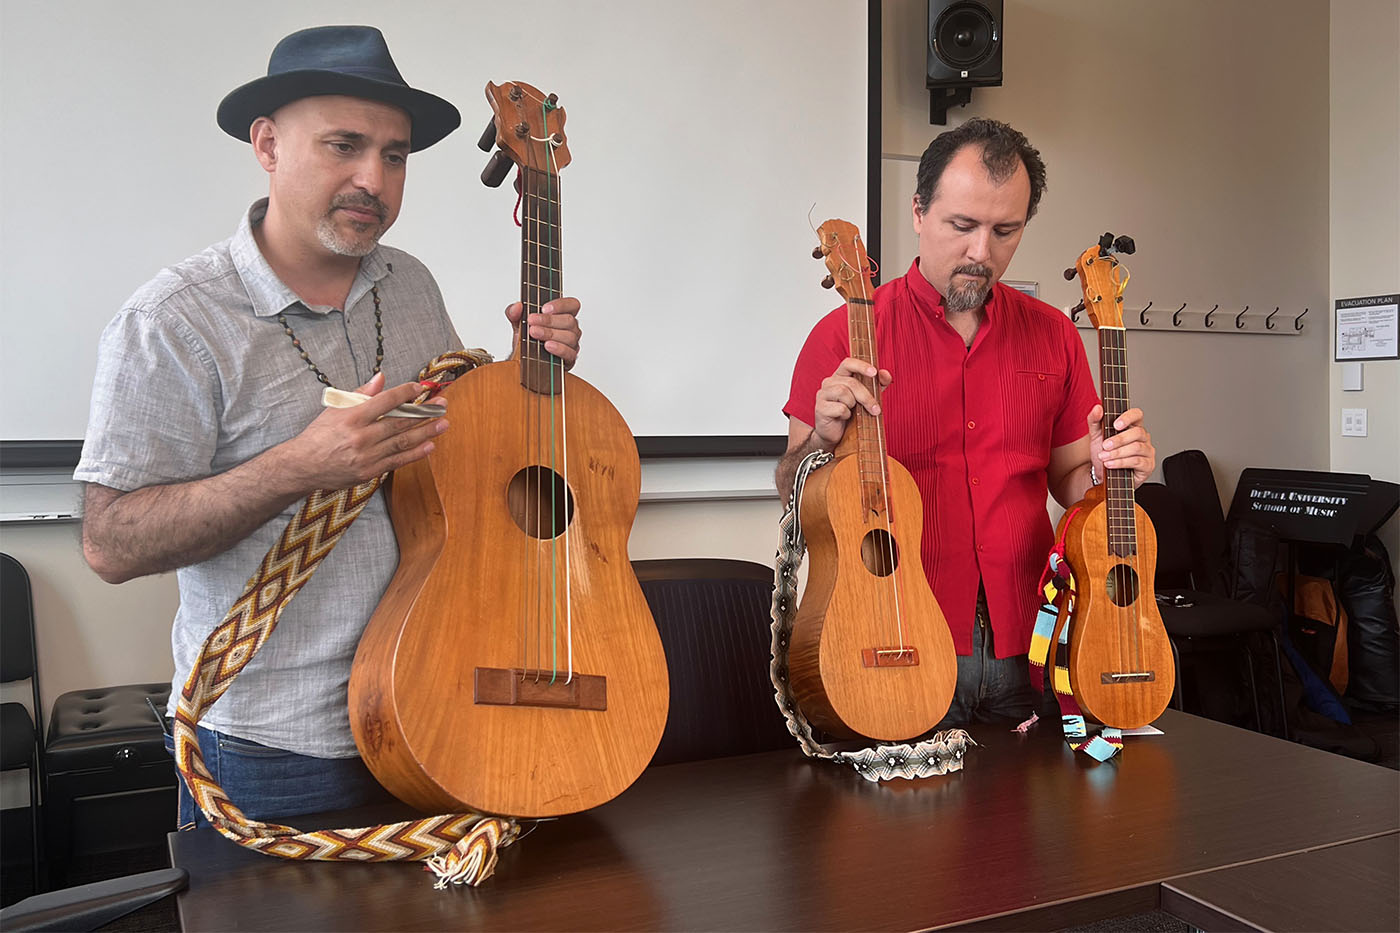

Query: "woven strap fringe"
left=768, top=450, right=972, bottom=781
left=1024, top=526, right=1123, bottom=761
left=172, top=349, right=524, bottom=887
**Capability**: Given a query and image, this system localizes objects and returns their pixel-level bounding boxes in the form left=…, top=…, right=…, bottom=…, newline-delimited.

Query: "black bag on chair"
left=1340, top=537, right=1399, bottom=713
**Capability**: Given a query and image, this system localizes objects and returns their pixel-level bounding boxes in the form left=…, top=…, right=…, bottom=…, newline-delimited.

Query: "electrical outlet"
left=1341, top=408, right=1368, bottom=437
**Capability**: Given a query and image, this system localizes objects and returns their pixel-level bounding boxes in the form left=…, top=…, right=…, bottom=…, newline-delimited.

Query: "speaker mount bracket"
left=928, top=86, right=973, bottom=125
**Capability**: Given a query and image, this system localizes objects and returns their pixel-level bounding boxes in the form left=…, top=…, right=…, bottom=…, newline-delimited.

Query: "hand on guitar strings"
left=1086, top=404, right=1156, bottom=488
left=506, top=297, right=582, bottom=368
left=812, top=356, right=893, bottom=450
left=281, top=371, right=449, bottom=490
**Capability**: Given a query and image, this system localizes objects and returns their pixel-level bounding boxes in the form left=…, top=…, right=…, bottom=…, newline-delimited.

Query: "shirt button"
left=1038, top=373, right=1046, bottom=381
left=977, top=544, right=985, bottom=551
left=967, top=420, right=976, bottom=430
left=971, top=477, right=981, bottom=486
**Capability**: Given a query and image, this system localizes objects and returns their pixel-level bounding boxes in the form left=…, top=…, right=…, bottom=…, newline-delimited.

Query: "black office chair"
left=1136, top=483, right=1289, bottom=738
left=632, top=558, right=793, bottom=766
left=1, top=553, right=47, bottom=894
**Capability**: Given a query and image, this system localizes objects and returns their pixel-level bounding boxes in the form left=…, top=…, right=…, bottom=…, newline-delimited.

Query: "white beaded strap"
left=768, top=450, right=973, bottom=781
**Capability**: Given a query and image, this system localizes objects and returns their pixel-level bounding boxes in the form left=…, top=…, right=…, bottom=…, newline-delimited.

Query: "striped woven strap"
left=1026, top=531, right=1123, bottom=762
left=768, top=450, right=973, bottom=781
left=172, top=350, right=522, bottom=888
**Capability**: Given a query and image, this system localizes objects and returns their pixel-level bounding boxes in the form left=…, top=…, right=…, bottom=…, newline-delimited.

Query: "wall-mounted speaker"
left=926, top=0, right=1003, bottom=124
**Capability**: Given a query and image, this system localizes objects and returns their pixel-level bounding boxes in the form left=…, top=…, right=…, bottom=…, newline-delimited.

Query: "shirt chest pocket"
left=1004, top=368, right=1066, bottom=466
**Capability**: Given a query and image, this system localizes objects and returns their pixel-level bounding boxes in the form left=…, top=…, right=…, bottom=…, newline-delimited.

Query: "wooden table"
left=1161, top=832, right=1399, bottom=932
left=169, top=710, right=1399, bottom=931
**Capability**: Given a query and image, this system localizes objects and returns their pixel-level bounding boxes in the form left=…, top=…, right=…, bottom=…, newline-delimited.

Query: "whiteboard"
left=0, top=0, right=868, bottom=444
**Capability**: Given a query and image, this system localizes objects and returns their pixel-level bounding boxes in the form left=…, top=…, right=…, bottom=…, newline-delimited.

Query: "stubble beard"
left=316, top=195, right=388, bottom=257
left=945, top=264, right=994, bottom=314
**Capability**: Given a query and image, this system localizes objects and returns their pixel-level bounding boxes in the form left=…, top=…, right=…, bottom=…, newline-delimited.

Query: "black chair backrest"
left=1, top=553, right=37, bottom=683
left=632, top=558, right=793, bottom=766
left=1162, top=449, right=1232, bottom=595
left=1134, top=483, right=1195, bottom=590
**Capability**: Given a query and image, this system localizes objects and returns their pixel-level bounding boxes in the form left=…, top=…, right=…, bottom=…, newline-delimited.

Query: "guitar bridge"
left=861, top=647, right=920, bottom=668
left=1100, top=671, right=1156, bottom=684
left=474, top=668, right=607, bottom=710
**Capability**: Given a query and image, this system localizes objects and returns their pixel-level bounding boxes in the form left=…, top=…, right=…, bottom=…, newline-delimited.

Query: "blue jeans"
left=933, top=589, right=1056, bottom=731
left=163, top=725, right=392, bottom=830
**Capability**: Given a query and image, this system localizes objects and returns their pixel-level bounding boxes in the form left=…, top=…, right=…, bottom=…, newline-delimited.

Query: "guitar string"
left=838, top=235, right=888, bottom=649
left=845, top=236, right=905, bottom=657
left=538, top=97, right=575, bottom=686
left=860, top=243, right=906, bottom=657
left=1113, top=262, right=1143, bottom=674
left=517, top=94, right=573, bottom=685
left=1103, top=260, right=1142, bottom=674
left=518, top=162, right=535, bottom=681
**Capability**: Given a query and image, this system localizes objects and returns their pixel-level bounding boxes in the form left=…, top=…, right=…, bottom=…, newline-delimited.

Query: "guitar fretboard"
left=847, top=295, right=890, bottom=517
left=1098, top=326, right=1137, bottom=557
left=520, top=166, right=562, bottom=394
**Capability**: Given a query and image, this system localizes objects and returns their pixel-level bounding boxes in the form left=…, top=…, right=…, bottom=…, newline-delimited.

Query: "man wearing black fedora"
left=75, top=25, right=583, bottom=826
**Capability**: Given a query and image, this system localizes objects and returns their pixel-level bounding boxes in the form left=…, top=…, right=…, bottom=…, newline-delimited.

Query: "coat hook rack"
left=1069, top=300, right=1307, bottom=336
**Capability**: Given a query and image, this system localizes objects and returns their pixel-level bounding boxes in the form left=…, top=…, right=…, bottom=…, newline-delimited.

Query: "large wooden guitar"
left=788, top=220, right=957, bottom=741
left=349, top=81, right=669, bottom=818
left=1057, top=233, right=1174, bottom=729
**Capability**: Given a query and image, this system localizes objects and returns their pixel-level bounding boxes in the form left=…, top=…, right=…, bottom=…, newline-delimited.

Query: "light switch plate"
left=1341, top=362, right=1364, bottom=391
left=1341, top=408, right=1368, bottom=437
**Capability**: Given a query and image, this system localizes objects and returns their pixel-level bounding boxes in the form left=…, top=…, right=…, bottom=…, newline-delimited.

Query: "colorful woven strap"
left=769, top=450, right=973, bottom=781
left=172, top=349, right=523, bottom=889
left=1026, top=525, right=1123, bottom=762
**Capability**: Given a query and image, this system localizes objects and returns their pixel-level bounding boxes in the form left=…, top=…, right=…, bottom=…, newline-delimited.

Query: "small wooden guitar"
left=1057, top=233, right=1175, bottom=729
left=349, top=81, right=669, bottom=818
left=788, top=220, right=957, bottom=741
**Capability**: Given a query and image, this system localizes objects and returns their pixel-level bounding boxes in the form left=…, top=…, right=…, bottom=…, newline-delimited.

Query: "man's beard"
left=316, top=194, right=388, bottom=257
left=945, top=263, right=993, bottom=314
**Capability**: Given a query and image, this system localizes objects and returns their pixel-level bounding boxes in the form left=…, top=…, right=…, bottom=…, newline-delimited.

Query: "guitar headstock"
left=1065, top=232, right=1136, bottom=329
left=479, top=80, right=571, bottom=187
left=812, top=219, right=874, bottom=303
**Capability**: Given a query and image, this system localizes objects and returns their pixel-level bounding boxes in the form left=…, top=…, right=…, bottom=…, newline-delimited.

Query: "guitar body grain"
left=349, top=361, right=669, bottom=817
left=1060, top=485, right=1175, bottom=729
left=790, top=451, right=957, bottom=741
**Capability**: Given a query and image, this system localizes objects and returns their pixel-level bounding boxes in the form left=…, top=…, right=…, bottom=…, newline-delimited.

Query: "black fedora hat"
left=217, top=25, right=461, bottom=152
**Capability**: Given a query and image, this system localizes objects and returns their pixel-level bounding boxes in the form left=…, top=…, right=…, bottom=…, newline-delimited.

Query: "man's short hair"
left=914, top=118, right=1047, bottom=221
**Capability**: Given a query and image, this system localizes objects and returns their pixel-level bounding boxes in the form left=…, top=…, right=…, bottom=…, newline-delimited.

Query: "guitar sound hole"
left=860, top=529, right=899, bottom=577
left=507, top=466, right=575, bottom=539
left=1105, top=564, right=1140, bottom=608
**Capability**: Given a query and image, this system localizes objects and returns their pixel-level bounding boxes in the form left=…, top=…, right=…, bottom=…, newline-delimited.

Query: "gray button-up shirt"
left=76, top=200, right=463, bottom=757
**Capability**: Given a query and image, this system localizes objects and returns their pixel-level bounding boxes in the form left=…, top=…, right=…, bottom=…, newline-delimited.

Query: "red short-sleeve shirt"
left=784, top=259, right=1100, bottom=658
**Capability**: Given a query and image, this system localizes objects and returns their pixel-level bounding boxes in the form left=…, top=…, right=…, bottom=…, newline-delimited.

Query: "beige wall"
left=883, top=0, right=1333, bottom=511
left=1329, top=0, right=1400, bottom=580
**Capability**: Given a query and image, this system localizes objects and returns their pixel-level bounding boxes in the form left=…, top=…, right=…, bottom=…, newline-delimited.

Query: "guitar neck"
left=846, top=296, right=890, bottom=516
left=1098, top=325, right=1137, bottom=557
left=520, top=166, right=563, bottom=393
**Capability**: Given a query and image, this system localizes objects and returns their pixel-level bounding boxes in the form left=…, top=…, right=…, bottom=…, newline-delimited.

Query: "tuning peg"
left=1098, top=232, right=1115, bottom=255
left=821, top=275, right=835, bottom=289
left=812, top=246, right=825, bottom=260
left=481, top=149, right=514, bottom=188
left=477, top=120, right=497, bottom=153
left=1062, top=267, right=1077, bottom=281
left=1113, top=235, right=1136, bottom=255
left=547, top=92, right=559, bottom=106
